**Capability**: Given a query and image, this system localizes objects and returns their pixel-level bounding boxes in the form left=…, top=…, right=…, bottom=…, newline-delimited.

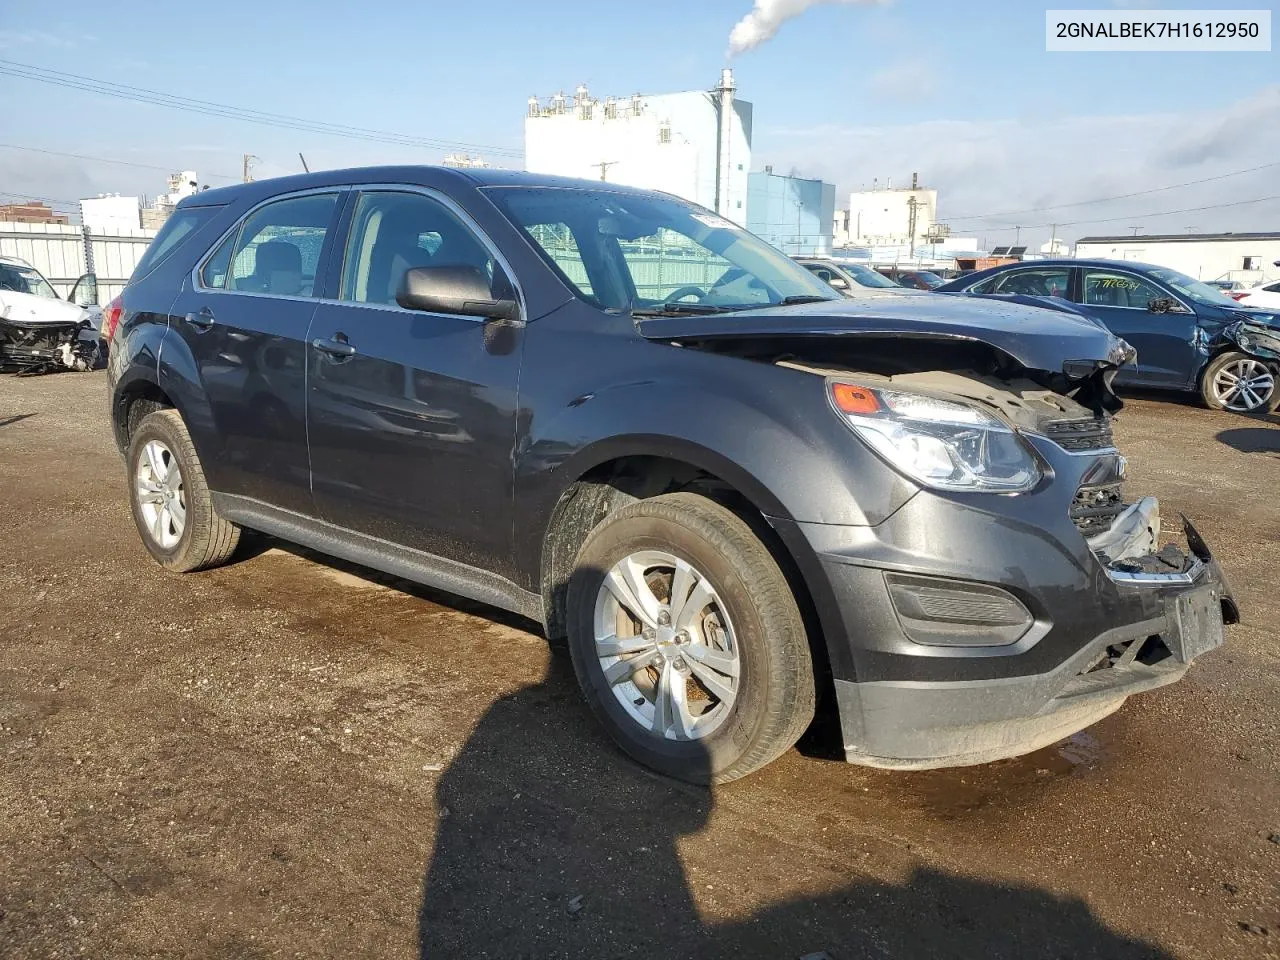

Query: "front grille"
left=1043, top=416, right=1114, bottom=452
left=1071, top=482, right=1125, bottom=536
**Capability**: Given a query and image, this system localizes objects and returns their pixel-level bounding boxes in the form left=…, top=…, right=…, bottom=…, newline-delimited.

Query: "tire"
left=566, top=492, right=815, bottom=784
left=1200, top=351, right=1279, bottom=415
left=126, top=409, right=240, bottom=572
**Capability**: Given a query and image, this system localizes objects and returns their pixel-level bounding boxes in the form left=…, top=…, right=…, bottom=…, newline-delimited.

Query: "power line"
left=942, top=159, right=1280, bottom=224
left=0, top=142, right=239, bottom=181
left=0, top=189, right=79, bottom=209
left=981, top=193, right=1280, bottom=233
left=0, top=59, right=524, bottom=159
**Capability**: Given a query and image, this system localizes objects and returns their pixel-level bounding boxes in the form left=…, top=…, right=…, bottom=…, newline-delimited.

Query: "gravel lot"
left=1, top=371, right=1277, bottom=959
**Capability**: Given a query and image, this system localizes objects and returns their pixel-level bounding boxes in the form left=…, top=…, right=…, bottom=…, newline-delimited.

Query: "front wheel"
left=1201, top=351, right=1278, bottom=414
left=566, top=492, right=815, bottom=784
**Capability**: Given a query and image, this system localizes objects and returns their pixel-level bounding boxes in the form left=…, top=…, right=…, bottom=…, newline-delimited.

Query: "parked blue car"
left=937, top=259, right=1280, bottom=414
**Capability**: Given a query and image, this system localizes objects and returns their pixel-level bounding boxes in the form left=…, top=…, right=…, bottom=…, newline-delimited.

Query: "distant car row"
left=796, top=255, right=1280, bottom=415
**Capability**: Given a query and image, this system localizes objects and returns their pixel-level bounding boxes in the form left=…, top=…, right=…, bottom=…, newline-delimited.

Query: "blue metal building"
left=746, top=169, right=836, bottom=256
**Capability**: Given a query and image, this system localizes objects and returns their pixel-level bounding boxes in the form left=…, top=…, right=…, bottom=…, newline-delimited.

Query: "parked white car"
left=1237, top=278, right=1280, bottom=310
left=794, top=258, right=926, bottom=298
left=0, top=256, right=101, bottom=373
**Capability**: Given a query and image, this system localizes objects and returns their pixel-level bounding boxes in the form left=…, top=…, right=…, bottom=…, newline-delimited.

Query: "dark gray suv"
left=104, top=167, right=1235, bottom=782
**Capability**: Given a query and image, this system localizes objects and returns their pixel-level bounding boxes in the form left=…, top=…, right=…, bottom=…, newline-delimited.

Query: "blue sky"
left=1, top=0, right=1276, bottom=246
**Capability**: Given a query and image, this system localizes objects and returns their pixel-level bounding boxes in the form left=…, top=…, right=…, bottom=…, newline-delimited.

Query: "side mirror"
left=1148, top=296, right=1187, bottom=314
left=396, top=266, right=520, bottom=323
left=68, top=273, right=98, bottom=307
left=828, top=276, right=850, bottom=290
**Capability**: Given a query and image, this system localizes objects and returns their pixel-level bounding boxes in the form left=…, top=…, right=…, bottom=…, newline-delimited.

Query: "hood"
left=1230, top=306, right=1280, bottom=327
left=635, top=295, right=1134, bottom=377
left=0, top=290, right=89, bottom=327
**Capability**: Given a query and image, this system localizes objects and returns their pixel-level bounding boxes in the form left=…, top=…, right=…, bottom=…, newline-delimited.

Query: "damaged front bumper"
left=789, top=483, right=1236, bottom=770
left=0, top=318, right=100, bottom=374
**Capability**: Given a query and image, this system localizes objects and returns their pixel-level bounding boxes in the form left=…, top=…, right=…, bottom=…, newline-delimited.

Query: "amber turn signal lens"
left=831, top=383, right=881, bottom=415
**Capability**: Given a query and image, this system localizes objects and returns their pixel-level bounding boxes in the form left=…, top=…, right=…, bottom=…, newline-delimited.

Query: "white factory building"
left=1074, top=232, right=1280, bottom=285
left=79, top=194, right=141, bottom=232
left=524, top=71, right=753, bottom=225
left=834, top=176, right=939, bottom=248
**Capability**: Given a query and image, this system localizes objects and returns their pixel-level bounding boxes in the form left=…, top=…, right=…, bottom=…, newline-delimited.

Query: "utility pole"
left=1014, top=224, right=1022, bottom=247
left=907, top=195, right=919, bottom=257
left=1049, top=223, right=1057, bottom=256
left=1128, top=225, right=1143, bottom=237
left=591, top=160, right=619, bottom=181
left=242, top=154, right=259, bottom=183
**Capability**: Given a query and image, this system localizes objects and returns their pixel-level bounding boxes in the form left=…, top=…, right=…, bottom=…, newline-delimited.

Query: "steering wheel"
left=662, top=285, right=708, bottom=304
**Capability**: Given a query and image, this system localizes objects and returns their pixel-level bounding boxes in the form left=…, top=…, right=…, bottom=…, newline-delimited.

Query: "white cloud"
left=866, top=57, right=939, bottom=101
left=756, top=85, right=1280, bottom=246
left=0, top=29, right=82, bottom=50
left=727, top=0, right=893, bottom=57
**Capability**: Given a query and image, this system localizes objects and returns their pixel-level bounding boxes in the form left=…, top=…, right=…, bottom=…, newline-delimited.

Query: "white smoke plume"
left=728, top=0, right=892, bottom=57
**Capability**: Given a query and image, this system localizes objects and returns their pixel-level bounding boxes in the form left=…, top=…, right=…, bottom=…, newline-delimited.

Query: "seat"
left=241, top=241, right=303, bottom=296
left=1004, top=274, right=1049, bottom=296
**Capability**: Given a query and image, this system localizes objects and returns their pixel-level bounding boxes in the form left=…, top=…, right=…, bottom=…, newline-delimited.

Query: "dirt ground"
left=1, top=371, right=1277, bottom=960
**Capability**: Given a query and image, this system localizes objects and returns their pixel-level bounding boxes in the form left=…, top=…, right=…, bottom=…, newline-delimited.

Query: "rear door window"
left=224, top=193, right=339, bottom=297
left=975, top=268, right=1071, bottom=298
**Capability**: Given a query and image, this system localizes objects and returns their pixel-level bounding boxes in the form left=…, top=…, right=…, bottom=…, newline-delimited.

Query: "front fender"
left=513, top=359, right=920, bottom=579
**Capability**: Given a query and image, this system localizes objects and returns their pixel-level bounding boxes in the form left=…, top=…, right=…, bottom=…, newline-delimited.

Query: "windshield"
left=911, top=271, right=945, bottom=288
left=840, top=263, right=900, bottom=289
left=486, top=186, right=839, bottom=312
left=0, top=262, right=58, bottom=299
left=1146, top=266, right=1239, bottom=308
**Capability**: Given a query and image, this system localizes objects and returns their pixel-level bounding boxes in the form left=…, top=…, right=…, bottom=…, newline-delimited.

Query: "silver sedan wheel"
left=1212, top=358, right=1275, bottom=412
left=135, top=440, right=186, bottom=550
left=593, top=550, right=741, bottom=741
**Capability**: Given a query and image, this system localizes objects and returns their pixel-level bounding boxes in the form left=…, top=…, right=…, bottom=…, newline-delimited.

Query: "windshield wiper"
left=778, top=295, right=835, bottom=306
left=630, top=303, right=735, bottom=317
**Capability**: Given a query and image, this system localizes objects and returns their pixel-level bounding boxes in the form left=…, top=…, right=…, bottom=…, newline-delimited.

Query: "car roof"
left=979, top=258, right=1176, bottom=273
left=182, top=164, right=683, bottom=209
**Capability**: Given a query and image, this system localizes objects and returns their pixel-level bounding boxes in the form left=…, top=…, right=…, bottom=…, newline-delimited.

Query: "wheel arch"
left=111, top=372, right=177, bottom=455
left=537, top=448, right=839, bottom=708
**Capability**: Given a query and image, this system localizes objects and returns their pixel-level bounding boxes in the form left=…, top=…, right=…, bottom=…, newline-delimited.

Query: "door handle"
left=186, top=307, right=215, bottom=331
left=311, top=336, right=356, bottom=358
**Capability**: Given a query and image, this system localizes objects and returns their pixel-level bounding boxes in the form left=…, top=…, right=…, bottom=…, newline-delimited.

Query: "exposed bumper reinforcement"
left=836, top=543, right=1231, bottom=770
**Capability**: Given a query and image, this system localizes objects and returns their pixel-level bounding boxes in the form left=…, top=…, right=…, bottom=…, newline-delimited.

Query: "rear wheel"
left=1201, top=351, right=1277, bottom=414
left=126, top=409, right=240, bottom=572
left=566, top=492, right=815, bottom=783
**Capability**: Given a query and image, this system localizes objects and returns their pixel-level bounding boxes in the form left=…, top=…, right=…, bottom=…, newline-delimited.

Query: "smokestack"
left=911, top=171, right=918, bottom=190
left=714, top=68, right=736, bottom=219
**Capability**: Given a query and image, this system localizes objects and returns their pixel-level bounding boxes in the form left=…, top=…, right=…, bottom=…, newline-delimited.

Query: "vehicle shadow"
left=418, top=640, right=1171, bottom=958
left=1215, top=426, right=1280, bottom=457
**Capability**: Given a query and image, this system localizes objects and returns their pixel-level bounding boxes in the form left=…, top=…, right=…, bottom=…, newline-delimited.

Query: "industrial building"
left=746, top=168, right=836, bottom=256
left=80, top=195, right=141, bottom=232
left=834, top=175, right=939, bottom=249
left=1073, top=232, right=1280, bottom=285
left=0, top=201, right=68, bottom=225
left=524, top=70, right=752, bottom=225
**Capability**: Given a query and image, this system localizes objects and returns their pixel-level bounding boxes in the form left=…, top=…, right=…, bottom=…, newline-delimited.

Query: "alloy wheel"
left=135, top=440, right=186, bottom=549
left=593, top=550, right=741, bottom=741
left=1212, top=358, right=1275, bottom=412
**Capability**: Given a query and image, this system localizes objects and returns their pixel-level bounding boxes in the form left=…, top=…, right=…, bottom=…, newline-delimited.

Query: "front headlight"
left=828, top=381, right=1042, bottom=493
